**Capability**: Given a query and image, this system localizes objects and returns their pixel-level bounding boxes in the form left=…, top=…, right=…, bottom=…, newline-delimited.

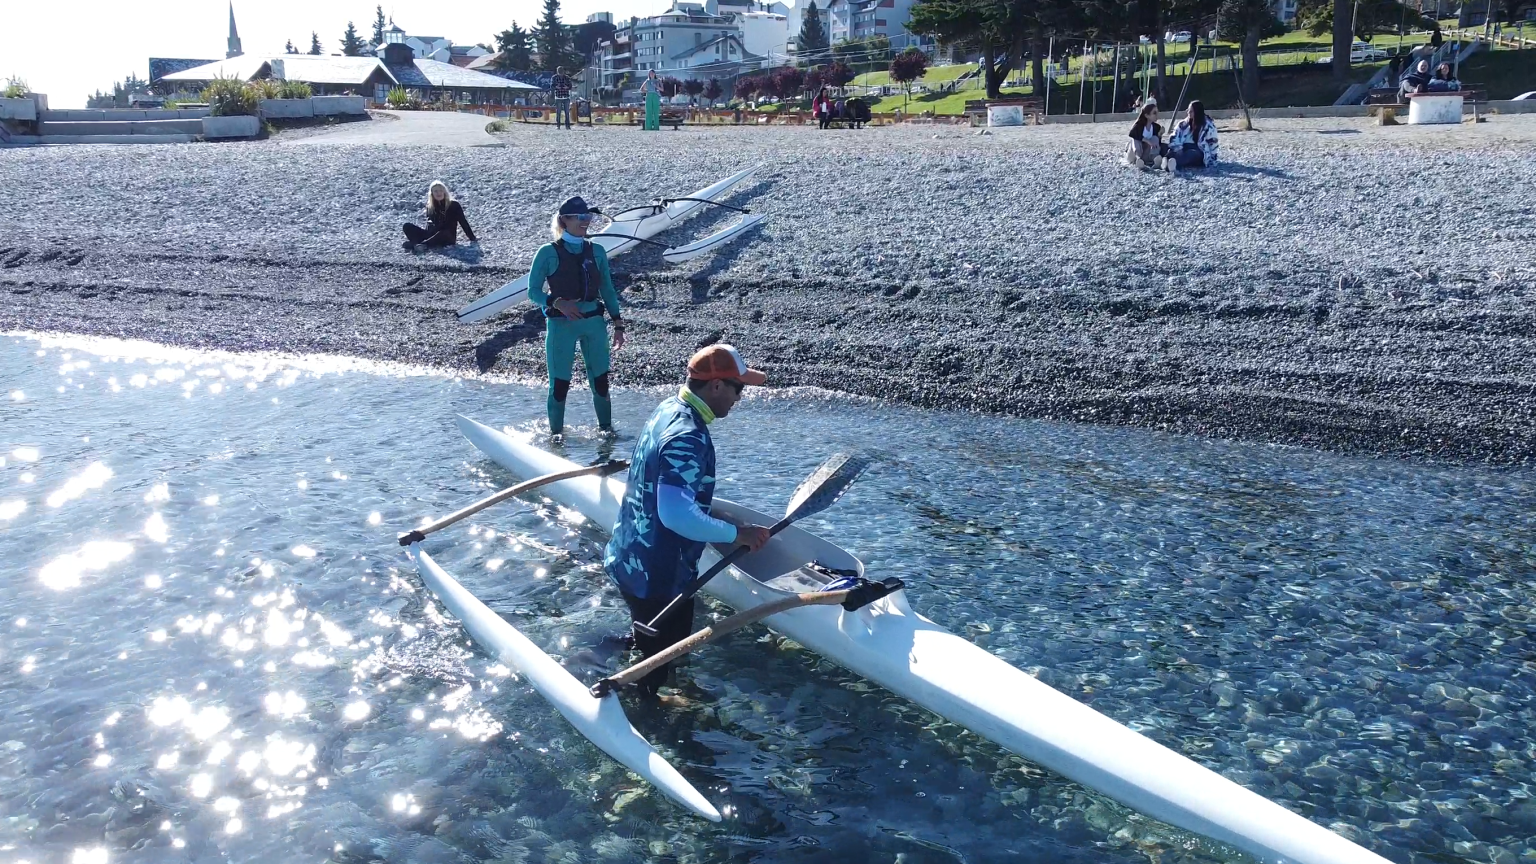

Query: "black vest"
left=547, top=240, right=599, bottom=304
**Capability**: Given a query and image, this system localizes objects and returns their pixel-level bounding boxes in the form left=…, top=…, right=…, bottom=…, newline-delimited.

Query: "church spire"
left=227, top=2, right=244, bottom=58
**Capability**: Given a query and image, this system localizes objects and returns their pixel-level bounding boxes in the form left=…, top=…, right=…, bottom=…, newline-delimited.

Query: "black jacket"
left=426, top=200, right=476, bottom=244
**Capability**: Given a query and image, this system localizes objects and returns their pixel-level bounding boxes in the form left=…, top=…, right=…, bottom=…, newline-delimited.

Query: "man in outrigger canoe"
left=527, top=196, right=626, bottom=439
left=604, top=345, right=772, bottom=695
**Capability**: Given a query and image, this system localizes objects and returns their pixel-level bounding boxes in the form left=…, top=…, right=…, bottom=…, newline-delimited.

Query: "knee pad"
left=592, top=373, right=610, bottom=399
left=552, top=378, right=571, bottom=402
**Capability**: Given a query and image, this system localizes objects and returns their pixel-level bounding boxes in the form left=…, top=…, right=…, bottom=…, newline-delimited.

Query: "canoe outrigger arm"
left=590, top=576, right=905, bottom=698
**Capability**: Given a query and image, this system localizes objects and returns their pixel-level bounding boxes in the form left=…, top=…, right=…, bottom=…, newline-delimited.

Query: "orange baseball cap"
left=687, top=344, right=767, bottom=386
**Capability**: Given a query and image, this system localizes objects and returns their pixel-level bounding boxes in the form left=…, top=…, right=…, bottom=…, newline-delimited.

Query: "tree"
left=767, top=66, right=805, bottom=101
left=705, top=77, right=723, bottom=103
left=1217, top=0, right=1286, bottom=103
left=684, top=78, right=705, bottom=103
left=535, top=0, right=577, bottom=71
left=309, top=32, right=323, bottom=55
left=1299, top=0, right=1435, bottom=42
left=660, top=76, right=684, bottom=98
left=341, top=22, right=368, bottom=57
left=888, top=47, right=929, bottom=110
left=824, top=59, right=856, bottom=89
left=1332, top=0, right=1352, bottom=80
left=495, top=23, right=535, bottom=71
left=807, top=66, right=826, bottom=92
left=734, top=75, right=760, bottom=101
left=372, top=5, right=387, bottom=47
left=285, top=39, right=297, bottom=54
left=798, top=2, right=830, bottom=55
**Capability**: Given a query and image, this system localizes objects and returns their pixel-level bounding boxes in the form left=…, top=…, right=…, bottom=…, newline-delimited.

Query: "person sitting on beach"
left=402, top=181, right=477, bottom=253
left=1165, top=100, right=1218, bottom=174
left=1399, top=60, right=1432, bottom=97
left=813, top=87, right=833, bottom=129
left=1123, top=100, right=1168, bottom=170
left=1426, top=63, right=1461, bottom=92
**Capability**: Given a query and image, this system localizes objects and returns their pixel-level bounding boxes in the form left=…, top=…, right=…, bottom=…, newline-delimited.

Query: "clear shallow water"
left=1, top=332, right=1533, bottom=864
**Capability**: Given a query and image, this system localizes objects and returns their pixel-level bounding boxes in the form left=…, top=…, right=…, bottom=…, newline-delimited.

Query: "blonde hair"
left=549, top=213, right=567, bottom=241
left=425, top=181, right=452, bottom=217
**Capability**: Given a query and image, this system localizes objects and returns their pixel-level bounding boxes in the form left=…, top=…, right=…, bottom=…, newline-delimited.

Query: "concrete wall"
left=311, top=96, right=367, bottom=116
left=259, top=99, right=315, bottom=119
left=202, top=115, right=262, bottom=139
left=41, top=108, right=210, bottom=121
left=0, top=97, right=37, bottom=121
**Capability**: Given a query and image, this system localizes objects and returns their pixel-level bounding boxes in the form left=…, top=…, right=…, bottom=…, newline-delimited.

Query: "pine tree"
left=797, top=2, right=830, bottom=55
left=340, top=21, right=368, bottom=56
left=309, top=32, right=323, bottom=54
left=534, top=0, right=576, bottom=72
left=495, top=24, right=535, bottom=71
left=372, top=5, right=387, bottom=46
left=285, top=39, right=297, bottom=54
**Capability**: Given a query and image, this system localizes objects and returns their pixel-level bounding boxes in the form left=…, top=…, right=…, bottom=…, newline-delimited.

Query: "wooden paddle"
left=398, top=460, right=629, bottom=546
left=633, top=451, right=871, bottom=638
left=590, top=576, right=904, bottom=697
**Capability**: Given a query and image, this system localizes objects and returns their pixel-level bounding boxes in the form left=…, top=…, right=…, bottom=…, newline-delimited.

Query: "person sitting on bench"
left=1124, top=100, right=1169, bottom=170
left=1426, top=63, right=1462, bottom=92
left=1165, top=101, right=1218, bottom=174
left=1399, top=60, right=1432, bottom=97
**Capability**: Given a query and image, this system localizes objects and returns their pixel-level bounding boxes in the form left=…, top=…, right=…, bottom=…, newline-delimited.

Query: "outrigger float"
left=399, top=417, right=1391, bottom=864
left=456, top=165, right=766, bottom=324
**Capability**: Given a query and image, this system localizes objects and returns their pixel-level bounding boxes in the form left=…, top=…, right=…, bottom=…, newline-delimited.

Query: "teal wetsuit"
left=527, top=234, right=623, bottom=434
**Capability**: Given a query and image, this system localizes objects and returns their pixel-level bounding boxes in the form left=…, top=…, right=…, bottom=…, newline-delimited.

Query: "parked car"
left=1171, top=31, right=1193, bottom=43
left=1319, top=42, right=1391, bottom=64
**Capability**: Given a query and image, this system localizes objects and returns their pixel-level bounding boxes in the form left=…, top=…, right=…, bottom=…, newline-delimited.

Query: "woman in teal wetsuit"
left=526, top=196, right=626, bottom=439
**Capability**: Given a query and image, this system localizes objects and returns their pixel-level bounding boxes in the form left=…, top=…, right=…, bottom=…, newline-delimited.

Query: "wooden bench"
left=659, top=108, right=685, bottom=129
left=963, top=97, right=1044, bottom=124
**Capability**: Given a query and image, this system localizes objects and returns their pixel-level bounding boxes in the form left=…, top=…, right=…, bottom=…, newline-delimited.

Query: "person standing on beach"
left=641, top=70, right=661, bottom=131
left=604, top=345, right=772, bottom=697
left=552, top=67, right=574, bottom=129
left=401, top=181, right=476, bottom=252
left=526, top=197, right=625, bottom=439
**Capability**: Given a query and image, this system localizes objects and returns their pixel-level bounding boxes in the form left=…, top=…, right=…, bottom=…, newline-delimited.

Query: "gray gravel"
left=3, top=116, right=1534, bottom=464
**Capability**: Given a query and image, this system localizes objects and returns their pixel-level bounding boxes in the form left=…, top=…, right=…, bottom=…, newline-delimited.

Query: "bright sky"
left=8, top=0, right=662, bottom=108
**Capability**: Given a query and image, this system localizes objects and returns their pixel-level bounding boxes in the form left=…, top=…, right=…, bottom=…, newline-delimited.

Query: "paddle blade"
left=783, top=452, right=871, bottom=522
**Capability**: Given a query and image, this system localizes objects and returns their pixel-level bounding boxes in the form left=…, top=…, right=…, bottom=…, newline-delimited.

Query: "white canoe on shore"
left=455, top=165, right=763, bottom=324
left=419, top=415, right=1389, bottom=864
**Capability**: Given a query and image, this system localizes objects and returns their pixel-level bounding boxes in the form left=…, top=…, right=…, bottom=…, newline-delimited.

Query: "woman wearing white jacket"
left=1165, top=100, right=1218, bottom=173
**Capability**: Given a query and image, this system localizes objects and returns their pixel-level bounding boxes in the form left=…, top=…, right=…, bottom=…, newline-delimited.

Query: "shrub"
left=386, top=87, right=411, bottom=108
left=3, top=77, right=28, bottom=98
left=202, top=76, right=259, bottom=116
left=247, top=79, right=282, bottom=100
left=277, top=80, right=313, bottom=99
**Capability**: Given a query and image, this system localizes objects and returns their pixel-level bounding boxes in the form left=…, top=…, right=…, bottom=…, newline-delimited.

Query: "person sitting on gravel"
left=1165, top=101, right=1218, bottom=174
left=1123, top=100, right=1168, bottom=170
left=1399, top=60, right=1432, bottom=97
left=402, top=181, right=477, bottom=253
left=1426, top=63, right=1461, bottom=92
left=526, top=196, right=626, bottom=439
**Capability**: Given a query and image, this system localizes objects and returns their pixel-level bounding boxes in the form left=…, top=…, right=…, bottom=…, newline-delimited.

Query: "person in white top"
left=1123, top=100, right=1169, bottom=170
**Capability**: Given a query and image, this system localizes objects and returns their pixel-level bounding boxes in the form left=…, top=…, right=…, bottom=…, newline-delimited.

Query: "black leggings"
left=403, top=223, right=453, bottom=247
left=620, top=591, right=696, bottom=695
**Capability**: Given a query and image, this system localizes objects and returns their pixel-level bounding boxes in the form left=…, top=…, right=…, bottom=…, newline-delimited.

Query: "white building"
left=372, top=24, right=485, bottom=66
left=736, top=11, right=792, bottom=60
left=596, top=2, right=778, bottom=88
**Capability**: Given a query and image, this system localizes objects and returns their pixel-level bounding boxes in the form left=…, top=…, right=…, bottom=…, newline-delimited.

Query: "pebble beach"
left=3, top=114, right=1533, bottom=463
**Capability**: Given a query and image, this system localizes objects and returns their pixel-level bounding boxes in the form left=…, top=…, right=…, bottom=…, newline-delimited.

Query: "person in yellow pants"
left=641, top=70, right=661, bottom=131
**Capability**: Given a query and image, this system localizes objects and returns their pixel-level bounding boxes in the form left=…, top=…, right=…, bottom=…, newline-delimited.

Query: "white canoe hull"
left=452, top=415, right=1388, bottom=864
left=405, top=543, right=721, bottom=821
left=456, top=165, right=763, bottom=324
left=662, top=213, right=766, bottom=264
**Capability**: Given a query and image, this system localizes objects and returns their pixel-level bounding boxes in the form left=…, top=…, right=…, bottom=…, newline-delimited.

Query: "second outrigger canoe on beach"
left=455, top=165, right=766, bottom=324
left=402, top=416, right=1391, bottom=864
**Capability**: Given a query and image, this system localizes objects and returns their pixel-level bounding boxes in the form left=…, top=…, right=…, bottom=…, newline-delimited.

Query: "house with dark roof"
left=379, top=38, right=537, bottom=103
left=149, top=58, right=218, bottom=86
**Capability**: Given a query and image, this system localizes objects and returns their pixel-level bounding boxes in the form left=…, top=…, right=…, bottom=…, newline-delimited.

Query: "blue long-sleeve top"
left=526, top=234, right=623, bottom=320
left=656, top=482, right=737, bottom=544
